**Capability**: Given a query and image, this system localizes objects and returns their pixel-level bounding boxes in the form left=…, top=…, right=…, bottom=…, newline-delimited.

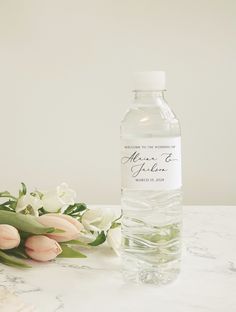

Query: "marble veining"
left=54, top=295, right=64, bottom=312
left=0, top=205, right=235, bottom=312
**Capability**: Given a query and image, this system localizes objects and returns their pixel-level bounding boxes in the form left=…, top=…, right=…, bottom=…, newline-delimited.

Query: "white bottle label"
left=121, top=137, right=182, bottom=190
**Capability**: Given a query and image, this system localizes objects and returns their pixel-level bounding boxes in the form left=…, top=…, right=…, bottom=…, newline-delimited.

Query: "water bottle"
left=120, top=71, right=182, bottom=285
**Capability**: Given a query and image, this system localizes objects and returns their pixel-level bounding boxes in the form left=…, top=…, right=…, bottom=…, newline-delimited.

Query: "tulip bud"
left=0, top=224, right=20, bottom=250
left=25, top=235, right=62, bottom=262
left=38, top=215, right=80, bottom=242
left=48, top=213, right=84, bottom=232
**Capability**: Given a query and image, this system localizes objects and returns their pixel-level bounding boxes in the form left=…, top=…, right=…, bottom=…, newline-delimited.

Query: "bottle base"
left=122, top=258, right=180, bottom=286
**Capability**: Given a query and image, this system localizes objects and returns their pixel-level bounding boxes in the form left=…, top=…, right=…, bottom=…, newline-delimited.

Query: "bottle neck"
left=133, top=90, right=165, bottom=106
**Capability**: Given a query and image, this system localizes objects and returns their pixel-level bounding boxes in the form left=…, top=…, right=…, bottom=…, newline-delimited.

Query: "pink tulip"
left=0, top=224, right=20, bottom=250
left=48, top=213, right=84, bottom=232
left=25, top=235, right=62, bottom=262
left=38, top=215, right=81, bottom=242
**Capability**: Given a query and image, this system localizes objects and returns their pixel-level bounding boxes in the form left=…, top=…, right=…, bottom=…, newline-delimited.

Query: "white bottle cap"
left=133, top=71, right=166, bottom=91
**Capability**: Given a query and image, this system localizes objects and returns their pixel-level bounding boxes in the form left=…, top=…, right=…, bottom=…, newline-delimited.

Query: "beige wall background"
left=0, top=0, right=235, bottom=205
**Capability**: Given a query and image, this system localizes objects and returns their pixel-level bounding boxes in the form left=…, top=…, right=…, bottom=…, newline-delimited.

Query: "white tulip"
left=42, top=183, right=76, bottom=212
left=81, top=208, right=117, bottom=232
left=107, top=226, right=121, bottom=256
left=16, top=194, right=43, bottom=216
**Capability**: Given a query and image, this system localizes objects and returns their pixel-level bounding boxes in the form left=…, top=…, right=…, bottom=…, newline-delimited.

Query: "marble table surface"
left=0, top=205, right=236, bottom=312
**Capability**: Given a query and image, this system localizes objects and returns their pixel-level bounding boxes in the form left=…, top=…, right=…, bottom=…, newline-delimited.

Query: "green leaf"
left=0, top=200, right=15, bottom=206
left=88, top=231, right=106, bottom=246
left=19, top=231, right=31, bottom=240
left=110, top=222, right=121, bottom=229
left=0, top=250, right=31, bottom=268
left=0, top=210, right=55, bottom=234
left=0, top=205, right=14, bottom=212
left=19, top=182, right=27, bottom=197
left=0, top=191, right=17, bottom=201
left=65, top=239, right=88, bottom=246
left=0, top=200, right=17, bottom=212
left=5, top=247, right=29, bottom=259
left=64, top=203, right=87, bottom=215
left=58, top=244, right=86, bottom=258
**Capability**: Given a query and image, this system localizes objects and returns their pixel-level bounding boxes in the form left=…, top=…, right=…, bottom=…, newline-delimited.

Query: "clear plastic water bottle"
left=120, top=71, right=182, bottom=285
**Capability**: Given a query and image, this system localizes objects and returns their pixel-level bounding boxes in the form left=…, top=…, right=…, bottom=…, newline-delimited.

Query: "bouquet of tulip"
left=0, top=183, right=121, bottom=268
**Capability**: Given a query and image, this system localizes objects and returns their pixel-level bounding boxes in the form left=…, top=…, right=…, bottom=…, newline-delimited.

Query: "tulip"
left=0, top=224, right=21, bottom=250
left=25, top=235, right=62, bottom=262
left=81, top=208, right=117, bottom=232
left=38, top=215, right=81, bottom=242
left=107, top=226, right=121, bottom=256
left=48, top=213, right=84, bottom=232
left=16, top=194, right=42, bottom=216
left=42, top=183, right=76, bottom=213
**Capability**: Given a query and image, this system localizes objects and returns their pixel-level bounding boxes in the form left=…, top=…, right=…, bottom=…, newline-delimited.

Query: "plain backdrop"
left=0, top=0, right=235, bottom=205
